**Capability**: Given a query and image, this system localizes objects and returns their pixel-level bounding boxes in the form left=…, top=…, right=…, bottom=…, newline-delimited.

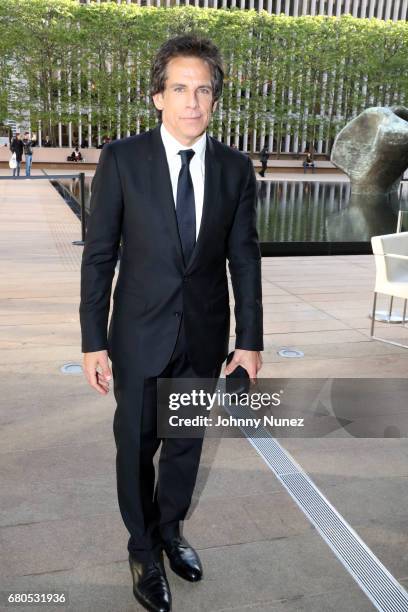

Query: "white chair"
left=370, top=232, right=408, bottom=348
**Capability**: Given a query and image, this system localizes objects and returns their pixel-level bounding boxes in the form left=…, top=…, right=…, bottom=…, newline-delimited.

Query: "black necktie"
left=176, top=149, right=196, bottom=266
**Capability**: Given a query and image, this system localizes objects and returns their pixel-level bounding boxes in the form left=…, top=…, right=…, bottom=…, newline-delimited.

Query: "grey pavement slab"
left=258, top=354, right=408, bottom=377
left=0, top=537, right=375, bottom=612
left=261, top=339, right=408, bottom=362
left=0, top=394, right=114, bottom=454
left=278, top=442, right=408, bottom=480
left=303, top=473, right=408, bottom=528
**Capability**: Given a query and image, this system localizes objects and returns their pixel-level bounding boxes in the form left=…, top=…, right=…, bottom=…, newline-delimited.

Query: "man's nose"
left=186, top=91, right=199, bottom=107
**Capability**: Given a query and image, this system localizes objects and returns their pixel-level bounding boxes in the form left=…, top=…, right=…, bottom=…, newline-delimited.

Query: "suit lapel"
left=149, top=125, right=184, bottom=269
left=148, top=124, right=221, bottom=272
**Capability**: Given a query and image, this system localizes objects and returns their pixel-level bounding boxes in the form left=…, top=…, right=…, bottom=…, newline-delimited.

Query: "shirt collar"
left=160, top=122, right=206, bottom=163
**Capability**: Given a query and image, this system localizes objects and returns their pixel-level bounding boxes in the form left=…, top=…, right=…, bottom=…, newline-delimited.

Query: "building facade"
left=79, top=0, right=408, bottom=21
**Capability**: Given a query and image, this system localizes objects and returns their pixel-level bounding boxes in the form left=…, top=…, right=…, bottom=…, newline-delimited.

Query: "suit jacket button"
left=174, top=311, right=181, bottom=317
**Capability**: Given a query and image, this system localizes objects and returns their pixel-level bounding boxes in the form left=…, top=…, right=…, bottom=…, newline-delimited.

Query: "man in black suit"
left=80, top=35, right=263, bottom=612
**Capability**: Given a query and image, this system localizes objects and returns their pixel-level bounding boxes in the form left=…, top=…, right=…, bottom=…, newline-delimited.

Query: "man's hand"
left=83, top=350, right=112, bottom=395
left=224, top=349, right=263, bottom=382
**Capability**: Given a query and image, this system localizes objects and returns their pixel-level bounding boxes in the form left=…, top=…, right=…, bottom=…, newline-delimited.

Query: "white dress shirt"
left=160, top=122, right=206, bottom=241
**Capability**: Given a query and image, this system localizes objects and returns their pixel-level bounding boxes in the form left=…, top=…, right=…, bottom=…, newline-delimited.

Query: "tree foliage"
left=0, top=0, right=406, bottom=149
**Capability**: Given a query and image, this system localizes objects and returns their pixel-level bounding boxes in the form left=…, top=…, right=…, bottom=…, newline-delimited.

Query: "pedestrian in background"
left=10, top=133, right=23, bottom=178
left=68, top=146, right=83, bottom=162
left=22, top=132, right=34, bottom=177
left=259, top=145, right=269, bottom=177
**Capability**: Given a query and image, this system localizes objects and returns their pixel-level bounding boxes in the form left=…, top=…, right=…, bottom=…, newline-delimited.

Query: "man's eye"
left=199, top=88, right=211, bottom=94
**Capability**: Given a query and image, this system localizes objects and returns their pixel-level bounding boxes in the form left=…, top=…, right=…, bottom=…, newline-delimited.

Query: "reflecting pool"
left=55, top=177, right=408, bottom=256
left=257, top=180, right=408, bottom=255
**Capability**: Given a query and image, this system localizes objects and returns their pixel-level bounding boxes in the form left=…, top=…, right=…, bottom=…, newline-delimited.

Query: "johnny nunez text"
left=168, top=415, right=305, bottom=428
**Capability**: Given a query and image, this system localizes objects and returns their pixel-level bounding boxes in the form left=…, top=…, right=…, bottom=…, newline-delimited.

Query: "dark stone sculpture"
left=331, top=106, right=408, bottom=195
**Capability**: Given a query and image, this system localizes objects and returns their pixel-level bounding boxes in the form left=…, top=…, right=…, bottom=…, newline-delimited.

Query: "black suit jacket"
left=80, top=124, right=263, bottom=377
left=10, top=138, right=24, bottom=161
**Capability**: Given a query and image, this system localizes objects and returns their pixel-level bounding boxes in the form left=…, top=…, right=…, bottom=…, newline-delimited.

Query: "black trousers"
left=112, top=317, right=221, bottom=562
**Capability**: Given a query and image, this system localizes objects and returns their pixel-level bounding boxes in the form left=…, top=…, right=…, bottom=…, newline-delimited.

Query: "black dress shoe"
left=128, top=553, right=172, bottom=612
left=163, top=535, right=203, bottom=582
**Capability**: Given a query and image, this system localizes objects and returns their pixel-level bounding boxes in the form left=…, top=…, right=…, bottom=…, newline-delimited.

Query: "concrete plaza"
left=1, top=169, right=408, bottom=611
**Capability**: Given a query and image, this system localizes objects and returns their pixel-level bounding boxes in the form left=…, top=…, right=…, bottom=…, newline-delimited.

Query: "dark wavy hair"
left=150, top=34, right=224, bottom=120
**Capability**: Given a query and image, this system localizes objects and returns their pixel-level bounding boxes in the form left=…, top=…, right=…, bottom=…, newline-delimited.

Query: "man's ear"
left=212, top=99, right=218, bottom=113
left=152, top=92, right=164, bottom=111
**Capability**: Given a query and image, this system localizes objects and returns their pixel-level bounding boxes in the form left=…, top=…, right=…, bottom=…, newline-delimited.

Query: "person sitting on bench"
left=67, top=146, right=83, bottom=162
left=303, top=151, right=316, bottom=173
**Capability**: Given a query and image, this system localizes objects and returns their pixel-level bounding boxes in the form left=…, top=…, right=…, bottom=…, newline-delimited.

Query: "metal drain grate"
left=224, top=400, right=408, bottom=612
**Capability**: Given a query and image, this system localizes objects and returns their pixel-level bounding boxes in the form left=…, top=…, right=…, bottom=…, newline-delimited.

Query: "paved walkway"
left=1, top=171, right=408, bottom=611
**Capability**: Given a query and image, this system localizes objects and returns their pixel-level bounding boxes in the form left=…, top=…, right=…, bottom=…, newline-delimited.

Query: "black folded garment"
left=225, top=351, right=250, bottom=397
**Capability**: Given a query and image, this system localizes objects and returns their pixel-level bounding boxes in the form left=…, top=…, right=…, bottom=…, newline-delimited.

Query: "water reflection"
left=58, top=177, right=408, bottom=245
left=257, top=180, right=408, bottom=243
left=325, top=193, right=402, bottom=242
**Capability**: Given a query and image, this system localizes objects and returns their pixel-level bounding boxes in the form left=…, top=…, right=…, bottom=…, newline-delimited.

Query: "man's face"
left=153, top=55, right=218, bottom=146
